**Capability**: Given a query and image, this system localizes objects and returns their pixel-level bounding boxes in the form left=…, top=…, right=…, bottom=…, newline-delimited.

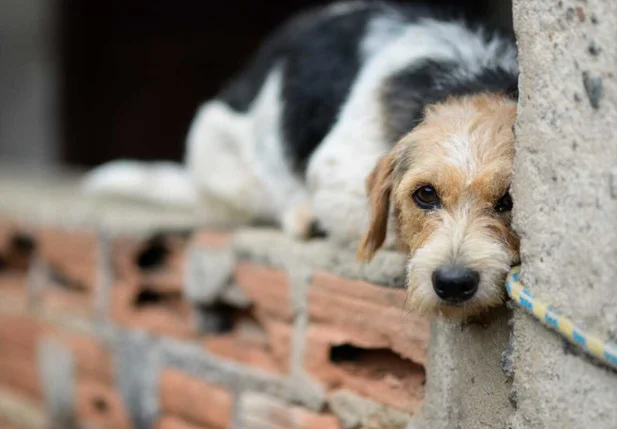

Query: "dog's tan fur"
left=359, top=93, right=520, bottom=319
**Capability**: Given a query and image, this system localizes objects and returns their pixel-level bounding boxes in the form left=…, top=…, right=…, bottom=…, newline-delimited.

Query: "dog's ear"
left=358, top=153, right=395, bottom=262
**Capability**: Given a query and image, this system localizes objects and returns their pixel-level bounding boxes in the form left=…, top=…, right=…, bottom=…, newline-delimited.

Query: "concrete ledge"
left=0, top=164, right=208, bottom=235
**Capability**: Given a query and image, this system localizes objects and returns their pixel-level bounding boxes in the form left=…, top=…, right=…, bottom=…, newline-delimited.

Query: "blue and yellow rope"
left=506, top=266, right=617, bottom=371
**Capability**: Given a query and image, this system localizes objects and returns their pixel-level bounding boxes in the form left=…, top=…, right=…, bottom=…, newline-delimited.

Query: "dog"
left=84, top=1, right=520, bottom=319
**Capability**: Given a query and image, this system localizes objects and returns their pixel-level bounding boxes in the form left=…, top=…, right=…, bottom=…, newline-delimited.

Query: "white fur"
left=83, top=160, right=199, bottom=207
left=184, top=65, right=311, bottom=237
left=443, top=132, right=477, bottom=177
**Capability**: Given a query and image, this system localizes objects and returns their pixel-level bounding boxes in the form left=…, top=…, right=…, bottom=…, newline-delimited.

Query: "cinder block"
left=159, top=368, right=233, bottom=429
left=238, top=392, right=342, bottom=429
left=74, top=379, right=133, bottom=429
left=304, top=272, right=428, bottom=413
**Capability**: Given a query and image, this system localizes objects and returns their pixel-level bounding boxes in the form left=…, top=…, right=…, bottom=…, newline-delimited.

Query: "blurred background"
left=0, top=0, right=512, bottom=169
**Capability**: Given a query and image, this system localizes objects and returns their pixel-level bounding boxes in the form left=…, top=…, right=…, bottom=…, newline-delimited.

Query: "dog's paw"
left=281, top=204, right=316, bottom=240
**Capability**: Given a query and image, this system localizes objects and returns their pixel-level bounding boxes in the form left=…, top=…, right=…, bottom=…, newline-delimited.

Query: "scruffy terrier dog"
left=85, top=1, right=520, bottom=319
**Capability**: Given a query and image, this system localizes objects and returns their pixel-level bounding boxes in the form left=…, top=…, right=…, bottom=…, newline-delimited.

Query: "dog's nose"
left=432, top=266, right=479, bottom=303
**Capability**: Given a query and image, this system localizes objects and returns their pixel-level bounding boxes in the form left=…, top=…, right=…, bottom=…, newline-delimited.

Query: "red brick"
left=39, top=286, right=94, bottom=319
left=112, top=235, right=187, bottom=291
left=240, top=392, right=341, bottom=429
left=155, top=415, right=217, bottom=429
left=75, top=379, right=133, bottom=429
left=55, top=333, right=114, bottom=384
left=38, top=227, right=97, bottom=291
left=110, top=278, right=197, bottom=339
left=0, top=314, right=47, bottom=351
left=0, top=273, right=28, bottom=310
left=308, top=272, right=429, bottom=365
left=0, top=420, right=20, bottom=429
left=204, top=310, right=291, bottom=374
left=234, top=263, right=292, bottom=321
left=304, top=325, right=424, bottom=413
left=159, top=369, right=232, bottom=429
left=304, top=272, right=428, bottom=413
left=0, top=353, right=41, bottom=402
left=0, top=317, right=48, bottom=403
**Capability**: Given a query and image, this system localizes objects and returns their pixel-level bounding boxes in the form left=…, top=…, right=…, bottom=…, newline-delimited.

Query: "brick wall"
left=0, top=216, right=429, bottom=429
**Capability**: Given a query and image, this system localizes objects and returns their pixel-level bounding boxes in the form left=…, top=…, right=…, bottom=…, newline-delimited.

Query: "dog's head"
left=359, top=93, right=519, bottom=319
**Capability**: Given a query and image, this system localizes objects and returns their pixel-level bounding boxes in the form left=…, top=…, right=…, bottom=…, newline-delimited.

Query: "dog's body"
left=86, top=1, right=520, bottom=318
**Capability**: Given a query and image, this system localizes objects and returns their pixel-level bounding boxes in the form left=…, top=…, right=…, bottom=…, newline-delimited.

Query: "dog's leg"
left=185, top=100, right=275, bottom=223
left=83, top=160, right=200, bottom=207
left=280, top=202, right=315, bottom=239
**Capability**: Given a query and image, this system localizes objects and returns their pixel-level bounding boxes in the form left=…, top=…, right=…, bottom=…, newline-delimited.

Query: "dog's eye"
left=413, top=186, right=440, bottom=209
left=495, top=192, right=513, bottom=213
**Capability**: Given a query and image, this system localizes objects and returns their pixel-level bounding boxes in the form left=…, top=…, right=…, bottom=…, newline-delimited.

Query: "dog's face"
left=359, top=93, right=519, bottom=319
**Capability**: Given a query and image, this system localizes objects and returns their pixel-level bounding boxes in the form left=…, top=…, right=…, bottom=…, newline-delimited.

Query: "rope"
left=506, top=266, right=617, bottom=371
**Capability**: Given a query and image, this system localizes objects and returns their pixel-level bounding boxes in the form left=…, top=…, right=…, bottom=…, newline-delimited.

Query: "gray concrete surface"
left=37, top=338, right=76, bottom=429
left=328, top=389, right=413, bottom=429
left=510, top=0, right=617, bottom=427
left=411, top=308, right=513, bottom=429
left=0, top=164, right=210, bottom=235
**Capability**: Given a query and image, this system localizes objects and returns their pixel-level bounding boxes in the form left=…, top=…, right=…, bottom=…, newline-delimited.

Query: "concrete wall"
left=0, top=174, right=429, bottom=429
left=510, top=0, right=617, bottom=427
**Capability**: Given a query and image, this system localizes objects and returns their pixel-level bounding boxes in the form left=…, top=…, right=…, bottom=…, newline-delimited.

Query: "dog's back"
left=217, top=2, right=465, bottom=171
left=85, top=1, right=518, bottom=242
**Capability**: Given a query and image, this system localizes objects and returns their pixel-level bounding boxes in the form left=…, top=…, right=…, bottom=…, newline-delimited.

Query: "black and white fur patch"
left=84, top=1, right=518, bottom=243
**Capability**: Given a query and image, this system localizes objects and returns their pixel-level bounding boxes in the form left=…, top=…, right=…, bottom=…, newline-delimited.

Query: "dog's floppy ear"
left=358, top=153, right=395, bottom=262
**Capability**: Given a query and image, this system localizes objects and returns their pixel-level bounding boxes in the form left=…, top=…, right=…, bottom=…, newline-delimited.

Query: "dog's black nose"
left=432, top=266, right=479, bottom=303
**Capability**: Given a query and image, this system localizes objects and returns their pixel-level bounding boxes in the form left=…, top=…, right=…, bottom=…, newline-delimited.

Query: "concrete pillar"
left=511, top=1, right=617, bottom=427
left=417, top=309, right=513, bottom=429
